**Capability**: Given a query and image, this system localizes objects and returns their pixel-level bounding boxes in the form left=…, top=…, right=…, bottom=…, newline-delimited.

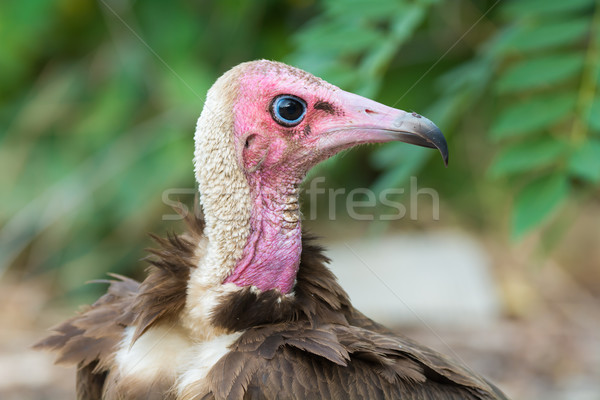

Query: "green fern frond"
left=489, top=0, right=599, bottom=239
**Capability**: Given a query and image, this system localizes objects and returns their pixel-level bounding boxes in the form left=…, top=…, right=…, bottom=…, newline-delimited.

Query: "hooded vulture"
left=35, top=60, right=508, bottom=400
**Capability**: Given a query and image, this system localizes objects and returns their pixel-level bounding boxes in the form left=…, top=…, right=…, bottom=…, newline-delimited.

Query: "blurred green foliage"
left=489, top=0, right=600, bottom=238
left=1, top=0, right=599, bottom=300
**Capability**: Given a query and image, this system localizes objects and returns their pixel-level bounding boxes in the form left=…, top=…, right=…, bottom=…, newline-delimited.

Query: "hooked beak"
left=315, top=90, right=448, bottom=166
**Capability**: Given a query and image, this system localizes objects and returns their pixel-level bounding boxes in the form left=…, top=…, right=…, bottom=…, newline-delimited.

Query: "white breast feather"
left=176, top=331, right=243, bottom=397
left=114, top=325, right=192, bottom=385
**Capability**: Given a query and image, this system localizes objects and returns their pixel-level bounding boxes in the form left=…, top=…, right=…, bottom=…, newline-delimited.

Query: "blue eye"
left=271, top=95, right=307, bottom=127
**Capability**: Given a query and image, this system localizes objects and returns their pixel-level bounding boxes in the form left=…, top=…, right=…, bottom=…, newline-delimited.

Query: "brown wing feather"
left=34, top=208, right=202, bottom=399
left=199, top=321, right=501, bottom=400
left=76, top=361, right=107, bottom=400
left=33, top=276, right=138, bottom=367
left=36, top=210, right=507, bottom=400
left=203, top=235, right=506, bottom=399
left=33, top=276, right=137, bottom=399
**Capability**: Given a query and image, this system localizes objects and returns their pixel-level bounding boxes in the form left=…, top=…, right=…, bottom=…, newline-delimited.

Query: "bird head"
left=227, top=61, right=447, bottom=178
left=191, top=60, right=447, bottom=296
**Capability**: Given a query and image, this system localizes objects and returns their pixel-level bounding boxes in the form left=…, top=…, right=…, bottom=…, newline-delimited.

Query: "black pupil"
left=278, top=98, right=303, bottom=121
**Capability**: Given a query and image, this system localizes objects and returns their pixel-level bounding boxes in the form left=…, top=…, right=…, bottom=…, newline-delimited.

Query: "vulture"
left=35, top=60, right=507, bottom=400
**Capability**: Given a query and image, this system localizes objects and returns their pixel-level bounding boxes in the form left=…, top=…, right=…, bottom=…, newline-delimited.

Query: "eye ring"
left=270, top=95, right=307, bottom=127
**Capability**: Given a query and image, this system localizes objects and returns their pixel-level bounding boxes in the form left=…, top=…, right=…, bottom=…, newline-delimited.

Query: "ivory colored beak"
left=317, top=90, right=448, bottom=166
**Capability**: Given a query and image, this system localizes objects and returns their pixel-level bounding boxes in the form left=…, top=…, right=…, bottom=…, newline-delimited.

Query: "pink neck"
left=223, top=174, right=302, bottom=293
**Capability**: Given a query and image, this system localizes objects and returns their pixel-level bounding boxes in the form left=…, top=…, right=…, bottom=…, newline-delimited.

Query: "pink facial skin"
left=223, top=63, right=446, bottom=293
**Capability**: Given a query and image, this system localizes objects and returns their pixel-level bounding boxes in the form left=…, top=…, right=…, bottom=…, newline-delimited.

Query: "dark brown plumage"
left=35, top=209, right=506, bottom=400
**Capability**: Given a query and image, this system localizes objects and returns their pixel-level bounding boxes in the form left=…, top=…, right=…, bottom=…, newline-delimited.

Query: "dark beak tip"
left=423, top=127, right=449, bottom=168
left=436, top=138, right=449, bottom=167
left=395, top=114, right=449, bottom=168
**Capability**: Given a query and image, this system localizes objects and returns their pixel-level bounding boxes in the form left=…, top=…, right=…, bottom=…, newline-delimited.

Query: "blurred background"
left=1, top=0, right=599, bottom=398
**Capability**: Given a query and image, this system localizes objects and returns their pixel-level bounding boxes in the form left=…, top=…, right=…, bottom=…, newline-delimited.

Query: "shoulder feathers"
left=35, top=210, right=506, bottom=400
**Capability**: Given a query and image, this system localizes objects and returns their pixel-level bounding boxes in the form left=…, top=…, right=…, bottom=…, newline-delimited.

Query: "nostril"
left=245, top=134, right=257, bottom=148
left=365, top=109, right=377, bottom=115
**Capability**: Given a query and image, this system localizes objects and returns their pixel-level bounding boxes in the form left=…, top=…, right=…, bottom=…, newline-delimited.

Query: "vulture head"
left=188, top=60, right=447, bottom=334
left=36, top=60, right=510, bottom=400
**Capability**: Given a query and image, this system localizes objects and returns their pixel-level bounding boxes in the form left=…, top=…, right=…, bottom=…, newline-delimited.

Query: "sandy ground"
left=0, top=279, right=76, bottom=399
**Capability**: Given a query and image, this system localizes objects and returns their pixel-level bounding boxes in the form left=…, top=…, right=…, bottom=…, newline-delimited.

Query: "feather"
left=35, top=212, right=507, bottom=399
left=35, top=210, right=506, bottom=399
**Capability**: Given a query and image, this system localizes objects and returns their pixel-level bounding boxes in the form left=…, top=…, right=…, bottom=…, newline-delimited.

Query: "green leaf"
left=512, top=173, right=569, bottom=239
left=425, top=92, right=469, bottom=131
left=324, top=0, right=411, bottom=21
left=294, top=20, right=383, bottom=56
left=438, top=58, right=494, bottom=94
left=503, top=0, right=594, bottom=18
left=568, top=138, right=600, bottom=182
left=71, top=81, right=136, bottom=144
left=498, top=18, right=590, bottom=53
left=371, top=142, right=427, bottom=169
left=491, top=93, right=576, bottom=140
left=496, top=53, right=584, bottom=93
left=370, top=146, right=428, bottom=195
left=489, top=137, right=565, bottom=177
left=589, top=96, right=600, bottom=133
